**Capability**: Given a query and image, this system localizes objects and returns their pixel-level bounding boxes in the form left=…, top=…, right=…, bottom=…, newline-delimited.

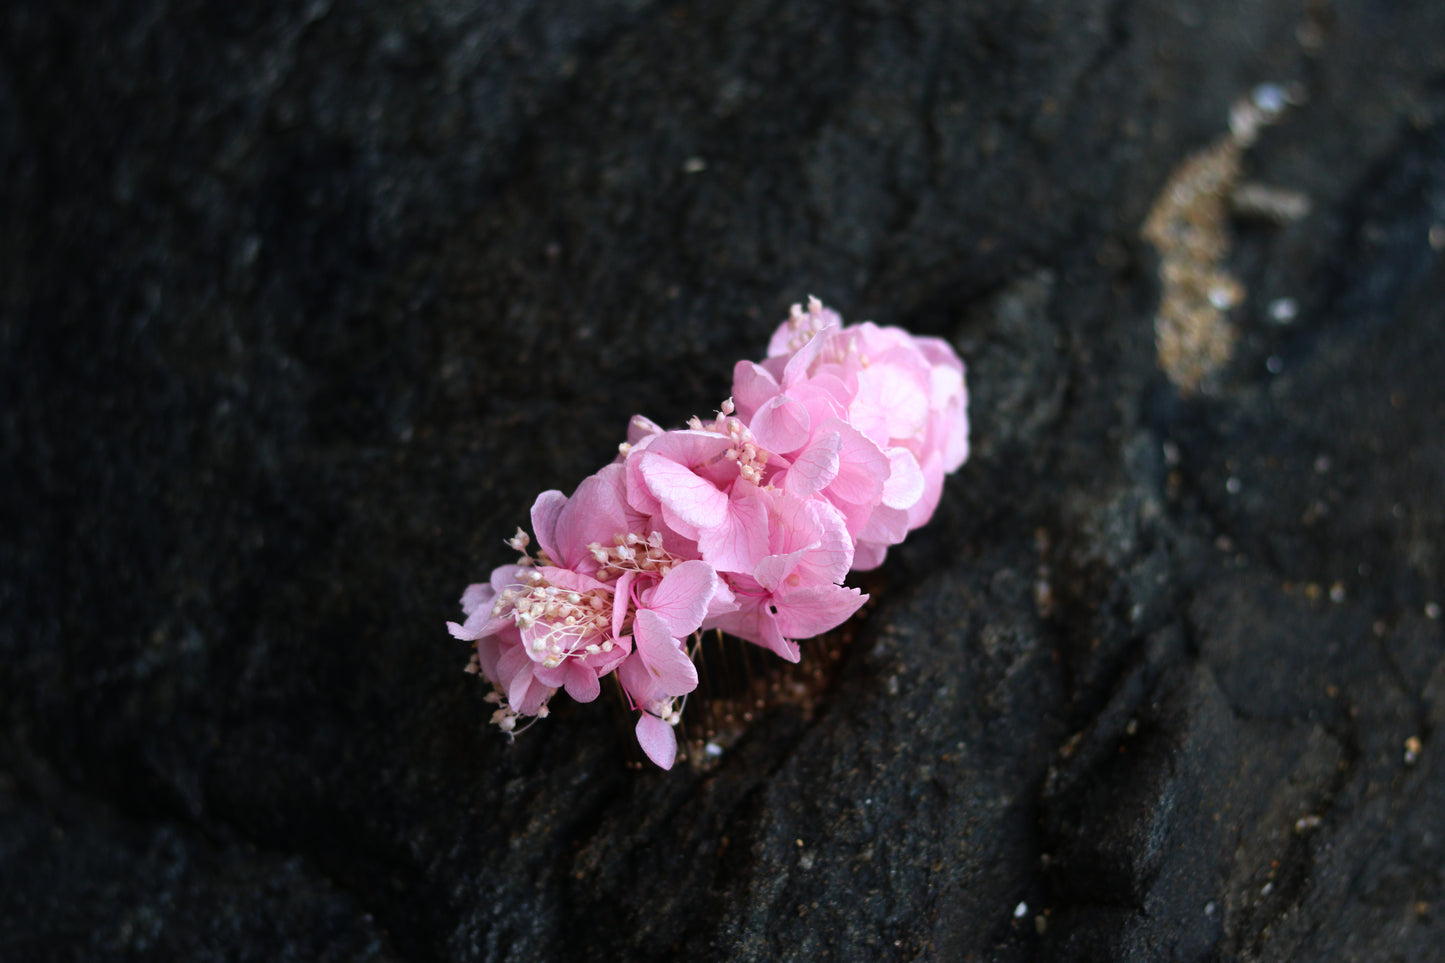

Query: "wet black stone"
left=3, top=1, right=1443, bottom=960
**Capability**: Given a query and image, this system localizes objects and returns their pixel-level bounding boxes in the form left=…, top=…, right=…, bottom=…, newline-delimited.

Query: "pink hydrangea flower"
left=450, top=296, right=969, bottom=767
left=706, top=490, right=864, bottom=662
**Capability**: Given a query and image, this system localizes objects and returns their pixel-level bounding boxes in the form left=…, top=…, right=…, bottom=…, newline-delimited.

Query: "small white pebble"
left=1329, top=583, right=1346, bottom=603
left=1226, top=477, right=1242, bottom=495
left=1261, top=882, right=1274, bottom=897
left=1425, top=602, right=1441, bottom=620
left=1014, top=901, right=1029, bottom=919
left=1208, top=285, right=1238, bottom=309
left=1405, top=736, right=1422, bottom=766
left=1204, top=901, right=1217, bottom=917
left=682, top=156, right=707, bottom=174
left=1268, top=298, right=1298, bottom=324
left=1252, top=83, right=1287, bottom=115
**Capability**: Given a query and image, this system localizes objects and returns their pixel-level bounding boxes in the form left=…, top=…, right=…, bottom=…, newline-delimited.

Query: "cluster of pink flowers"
left=449, top=298, right=969, bottom=768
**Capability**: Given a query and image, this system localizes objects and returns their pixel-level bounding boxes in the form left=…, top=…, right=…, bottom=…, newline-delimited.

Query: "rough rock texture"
left=3, top=1, right=1443, bottom=960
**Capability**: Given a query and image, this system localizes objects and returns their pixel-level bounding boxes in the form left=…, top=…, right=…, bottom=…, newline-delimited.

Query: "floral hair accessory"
left=449, top=298, right=969, bottom=768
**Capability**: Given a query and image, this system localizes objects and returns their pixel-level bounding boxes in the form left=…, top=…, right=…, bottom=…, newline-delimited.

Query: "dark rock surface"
left=3, top=1, right=1443, bottom=959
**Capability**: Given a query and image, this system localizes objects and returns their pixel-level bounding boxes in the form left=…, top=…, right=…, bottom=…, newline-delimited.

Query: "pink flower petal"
left=645, top=428, right=734, bottom=468
left=585, top=636, right=631, bottom=677
left=773, top=584, right=868, bottom=640
left=757, top=611, right=801, bottom=662
left=696, top=487, right=770, bottom=574
left=562, top=662, right=601, bottom=703
left=753, top=547, right=810, bottom=594
left=704, top=576, right=738, bottom=620
left=536, top=566, right=609, bottom=594
left=732, top=360, right=780, bottom=420
left=859, top=504, right=910, bottom=545
left=640, top=451, right=728, bottom=531
left=627, top=414, right=665, bottom=445
left=530, top=490, right=567, bottom=564
left=780, top=318, right=836, bottom=387
left=796, top=499, right=854, bottom=584
left=705, top=589, right=765, bottom=646
left=821, top=419, right=889, bottom=505
left=460, top=582, right=493, bottom=617
left=447, top=605, right=509, bottom=642
left=781, top=431, right=841, bottom=498
left=906, top=450, right=946, bottom=529
left=612, top=570, right=636, bottom=638
left=881, top=447, right=925, bottom=510
left=475, top=634, right=503, bottom=683
left=498, top=644, right=550, bottom=714
left=633, top=609, right=699, bottom=696
left=643, top=560, right=717, bottom=637
left=635, top=713, right=677, bottom=769
left=625, top=450, right=663, bottom=516
left=616, top=650, right=656, bottom=707
left=930, top=394, right=970, bottom=473
left=554, top=465, right=631, bottom=569
left=929, top=361, right=966, bottom=410
left=763, top=494, right=853, bottom=585
left=750, top=394, right=812, bottom=454
left=850, top=540, right=889, bottom=571
left=854, top=363, right=929, bottom=442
